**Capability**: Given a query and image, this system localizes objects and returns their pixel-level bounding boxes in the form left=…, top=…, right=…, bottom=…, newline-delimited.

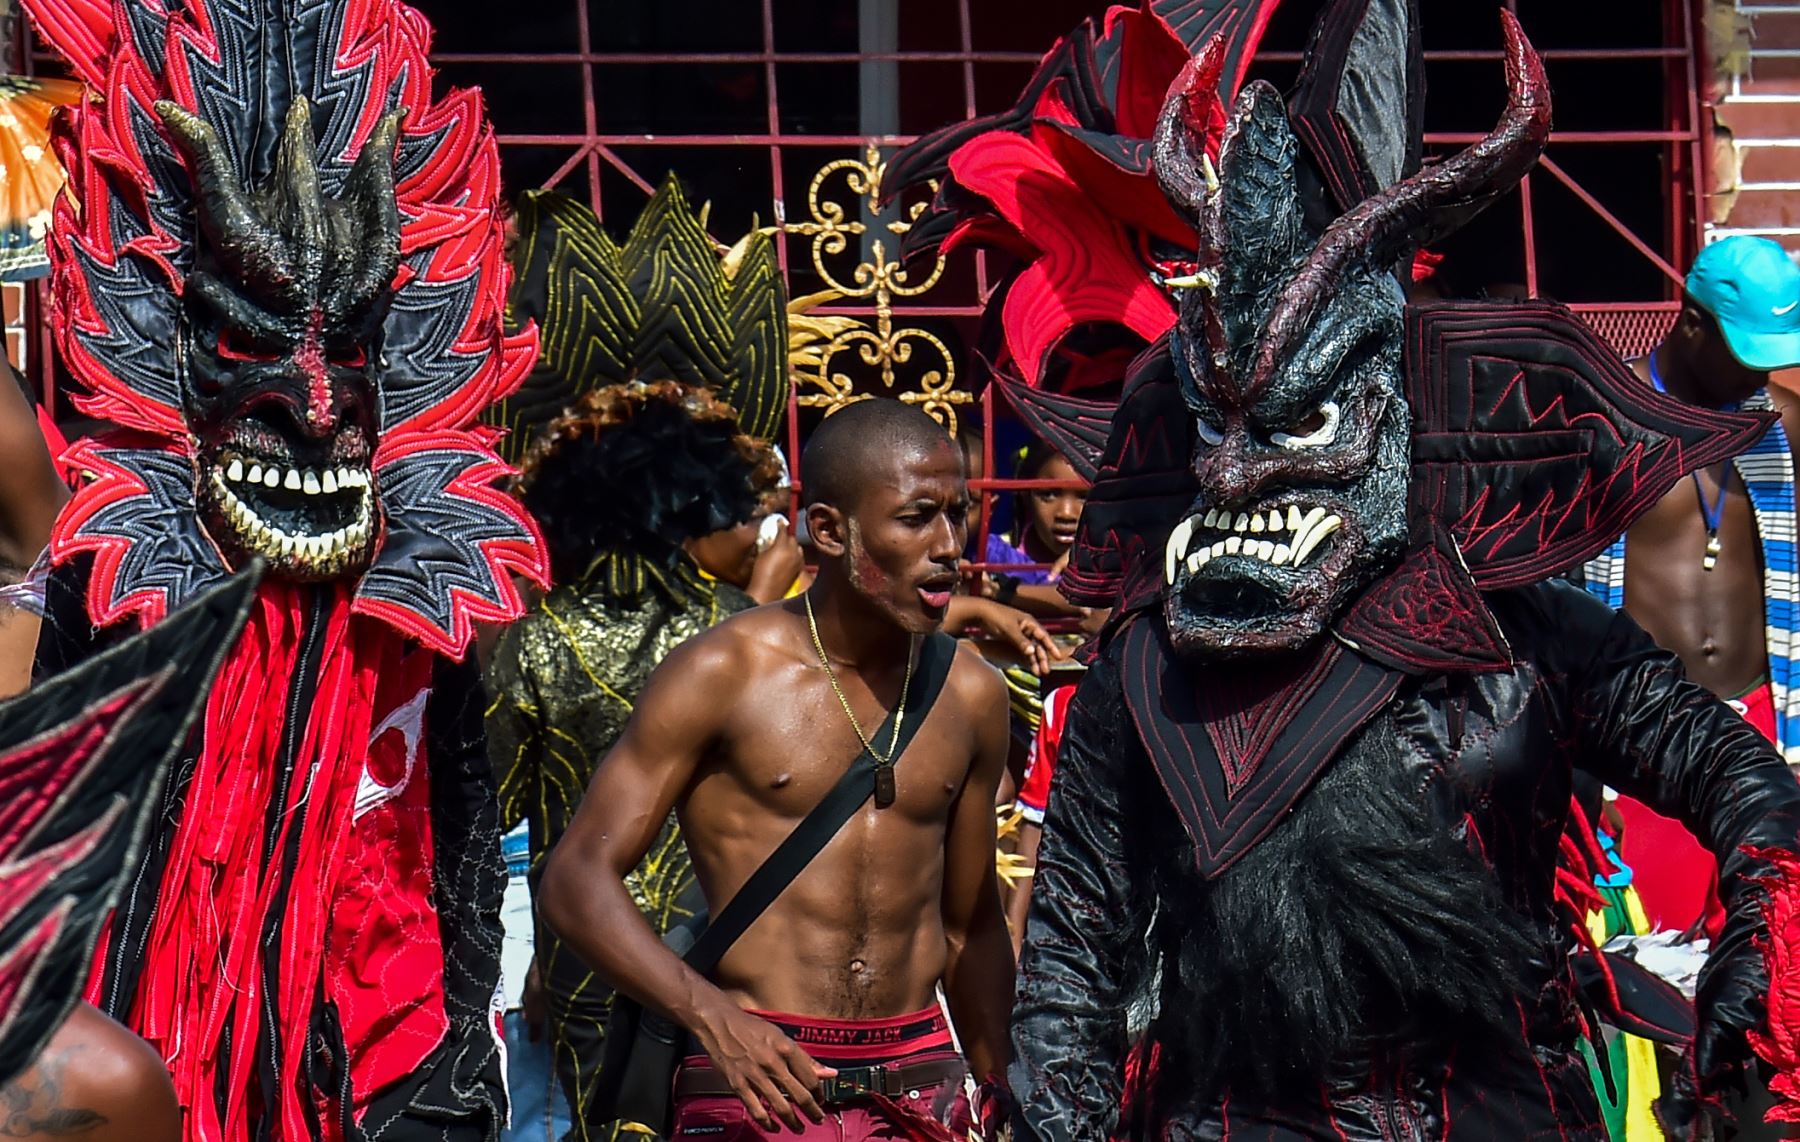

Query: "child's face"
left=1025, top=454, right=1086, bottom=555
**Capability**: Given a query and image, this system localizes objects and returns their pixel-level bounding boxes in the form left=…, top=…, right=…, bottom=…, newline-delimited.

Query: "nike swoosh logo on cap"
left=1776, top=300, right=1799, bottom=316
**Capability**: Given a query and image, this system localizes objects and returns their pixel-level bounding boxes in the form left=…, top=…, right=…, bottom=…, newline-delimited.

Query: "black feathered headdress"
left=518, top=380, right=779, bottom=600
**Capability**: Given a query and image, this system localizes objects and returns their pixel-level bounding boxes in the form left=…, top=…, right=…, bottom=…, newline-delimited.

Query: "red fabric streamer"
left=32, top=404, right=74, bottom=487
left=1114, top=1039, right=1162, bottom=1141
left=104, top=584, right=448, bottom=1141
left=1746, top=844, right=1800, bottom=1123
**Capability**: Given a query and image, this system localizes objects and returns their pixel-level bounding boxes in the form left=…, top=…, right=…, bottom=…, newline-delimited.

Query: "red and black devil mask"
left=166, top=100, right=399, bottom=582
left=30, top=0, right=547, bottom=655
left=1006, top=2, right=1770, bottom=675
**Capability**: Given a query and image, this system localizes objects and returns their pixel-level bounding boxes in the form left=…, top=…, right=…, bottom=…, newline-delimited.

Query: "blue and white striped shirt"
left=1583, top=389, right=1800, bottom=764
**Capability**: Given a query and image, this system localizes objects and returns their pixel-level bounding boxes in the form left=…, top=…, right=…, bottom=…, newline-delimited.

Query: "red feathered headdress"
left=26, top=0, right=547, bottom=657
left=886, top=1, right=1282, bottom=390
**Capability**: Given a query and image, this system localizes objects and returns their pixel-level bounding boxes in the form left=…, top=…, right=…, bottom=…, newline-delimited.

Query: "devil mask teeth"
left=1165, top=505, right=1345, bottom=584
left=204, top=460, right=377, bottom=579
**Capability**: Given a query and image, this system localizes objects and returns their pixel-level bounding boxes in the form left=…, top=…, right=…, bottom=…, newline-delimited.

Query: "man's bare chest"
left=1622, top=469, right=1768, bottom=689
left=1628, top=466, right=1759, bottom=567
left=718, top=692, right=975, bottom=821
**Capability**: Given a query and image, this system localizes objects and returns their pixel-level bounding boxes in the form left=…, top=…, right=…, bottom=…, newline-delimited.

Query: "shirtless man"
left=539, top=399, right=1013, bottom=1138
left=1584, top=234, right=1800, bottom=935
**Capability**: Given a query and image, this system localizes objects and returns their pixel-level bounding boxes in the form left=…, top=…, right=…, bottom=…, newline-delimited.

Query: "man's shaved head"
left=802, top=399, right=958, bottom=510
left=801, top=399, right=966, bottom=635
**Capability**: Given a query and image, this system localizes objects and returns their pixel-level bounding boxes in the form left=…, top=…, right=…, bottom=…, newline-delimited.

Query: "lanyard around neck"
left=1648, top=347, right=1732, bottom=541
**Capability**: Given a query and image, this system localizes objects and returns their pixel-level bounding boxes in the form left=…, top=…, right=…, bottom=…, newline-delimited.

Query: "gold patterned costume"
left=486, top=180, right=797, bottom=1140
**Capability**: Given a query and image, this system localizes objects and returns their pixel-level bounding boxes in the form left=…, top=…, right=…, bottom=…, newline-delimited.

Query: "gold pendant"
left=875, top=765, right=896, bottom=809
left=1703, top=533, right=1721, bottom=572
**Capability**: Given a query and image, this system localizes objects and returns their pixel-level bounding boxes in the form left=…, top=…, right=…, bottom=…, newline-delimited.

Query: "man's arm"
left=0, top=359, right=68, bottom=696
left=939, top=650, right=1014, bottom=1084
left=945, top=595, right=1065, bottom=677
left=537, top=628, right=833, bottom=1132
left=1550, top=583, right=1800, bottom=1132
left=0, top=357, right=65, bottom=577
left=3, top=1004, right=180, bottom=1142
left=1010, top=656, right=1150, bottom=1142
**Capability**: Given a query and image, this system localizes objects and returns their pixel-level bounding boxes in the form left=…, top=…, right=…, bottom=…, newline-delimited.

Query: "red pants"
left=671, top=1006, right=966, bottom=1140
left=1614, top=682, right=1778, bottom=937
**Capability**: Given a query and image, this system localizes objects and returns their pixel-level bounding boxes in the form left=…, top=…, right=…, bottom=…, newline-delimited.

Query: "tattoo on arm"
left=1, top=1054, right=108, bottom=1136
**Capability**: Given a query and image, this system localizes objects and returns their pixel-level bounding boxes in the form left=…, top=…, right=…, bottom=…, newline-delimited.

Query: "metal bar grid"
left=1540, top=156, right=1686, bottom=286
left=1499, top=0, right=1702, bottom=300
left=1675, top=0, right=1704, bottom=278
left=432, top=0, right=1708, bottom=583
left=8, top=0, right=1706, bottom=599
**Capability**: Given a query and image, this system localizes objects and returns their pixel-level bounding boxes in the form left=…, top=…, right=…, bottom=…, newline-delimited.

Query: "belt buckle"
left=820, top=1065, right=892, bottom=1103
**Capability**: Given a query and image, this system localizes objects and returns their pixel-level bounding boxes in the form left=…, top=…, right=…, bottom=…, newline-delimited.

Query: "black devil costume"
left=22, top=0, right=548, bottom=1137
left=892, top=0, right=1800, bottom=1138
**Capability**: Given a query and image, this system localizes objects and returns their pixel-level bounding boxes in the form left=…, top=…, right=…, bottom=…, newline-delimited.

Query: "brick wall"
left=1713, top=0, right=1800, bottom=250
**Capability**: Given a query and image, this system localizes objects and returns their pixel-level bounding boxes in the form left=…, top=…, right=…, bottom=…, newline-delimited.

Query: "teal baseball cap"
left=1687, top=235, right=1800, bottom=371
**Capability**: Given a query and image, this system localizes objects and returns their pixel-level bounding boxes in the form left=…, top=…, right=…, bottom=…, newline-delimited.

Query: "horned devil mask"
left=34, top=0, right=543, bottom=654
left=164, top=99, right=401, bottom=582
left=1153, top=18, right=1544, bottom=659
left=992, top=7, right=1768, bottom=682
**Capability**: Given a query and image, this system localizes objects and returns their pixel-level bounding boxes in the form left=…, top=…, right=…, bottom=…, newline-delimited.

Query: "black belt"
left=673, top=1058, right=965, bottom=1105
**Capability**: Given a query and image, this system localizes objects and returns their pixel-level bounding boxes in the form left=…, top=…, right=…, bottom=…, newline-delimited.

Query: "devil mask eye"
left=1271, top=402, right=1340, bottom=450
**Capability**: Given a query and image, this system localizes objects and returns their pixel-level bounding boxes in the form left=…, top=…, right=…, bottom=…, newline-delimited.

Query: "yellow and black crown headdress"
left=494, top=177, right=794, bottom=463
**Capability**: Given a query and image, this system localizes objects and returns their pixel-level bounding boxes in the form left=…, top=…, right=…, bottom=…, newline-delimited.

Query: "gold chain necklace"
left=804, top=591, right=916, bottom=808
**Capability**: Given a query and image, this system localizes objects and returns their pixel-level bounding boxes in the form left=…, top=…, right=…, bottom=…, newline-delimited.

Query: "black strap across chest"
left=683, top=630, right=959, bottom=974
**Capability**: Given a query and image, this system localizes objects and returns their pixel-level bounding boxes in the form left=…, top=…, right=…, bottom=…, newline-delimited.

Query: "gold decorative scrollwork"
left=781, top=144, right=972, bottom=436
